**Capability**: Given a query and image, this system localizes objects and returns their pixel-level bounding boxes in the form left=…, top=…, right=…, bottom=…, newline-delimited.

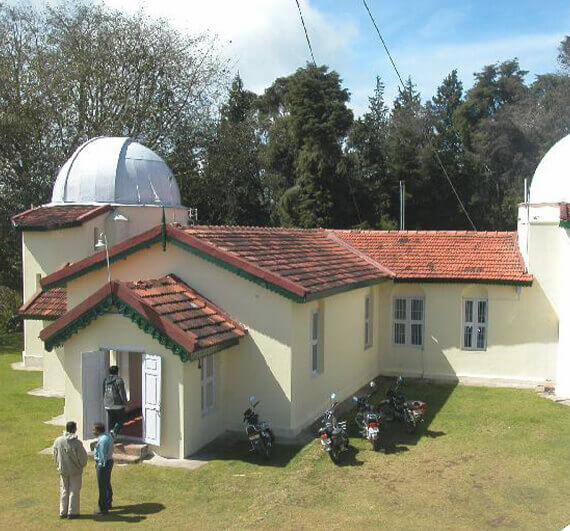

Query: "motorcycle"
left=243, top=395, right=275, bottom=459
left=353, top=381, right=383, bottom=451
left=318, top=392, right=349, bottom=463
left=379, top=376, right=426, bottom=434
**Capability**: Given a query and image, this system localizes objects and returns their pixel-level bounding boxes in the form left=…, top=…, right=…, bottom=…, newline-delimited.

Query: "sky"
left=24, top=0, right=570, bottom=116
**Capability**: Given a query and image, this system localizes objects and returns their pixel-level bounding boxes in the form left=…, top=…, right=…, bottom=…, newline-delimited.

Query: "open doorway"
left=114, top=350, right=143, bottom=440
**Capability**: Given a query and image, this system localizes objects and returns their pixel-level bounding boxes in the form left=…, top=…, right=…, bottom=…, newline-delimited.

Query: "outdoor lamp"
left=95, top=232, right=111, bottom=283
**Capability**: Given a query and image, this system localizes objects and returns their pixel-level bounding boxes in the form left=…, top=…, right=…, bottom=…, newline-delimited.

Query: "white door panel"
left=143, top=354, right=161, bottom=445
left=82, top=350, right=109, bottom=439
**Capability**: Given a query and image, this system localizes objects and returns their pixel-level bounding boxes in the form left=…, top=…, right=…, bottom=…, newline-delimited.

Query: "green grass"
left=1, top=334, right=569, bottom=529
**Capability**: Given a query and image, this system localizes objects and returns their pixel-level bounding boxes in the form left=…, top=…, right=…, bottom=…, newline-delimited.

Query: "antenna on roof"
left=188, top=208, right=198, bottom=225
left=399, top=181, right=405, bottom=230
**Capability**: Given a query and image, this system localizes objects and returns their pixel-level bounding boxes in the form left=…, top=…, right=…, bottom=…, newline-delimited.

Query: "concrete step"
left=113, top=452, right=144, bottom=465
left=114, top=443, right=149, bottom=459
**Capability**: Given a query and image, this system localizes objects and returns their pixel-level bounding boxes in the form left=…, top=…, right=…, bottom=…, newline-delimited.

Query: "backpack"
left=103, top=377, right=124, bottom=408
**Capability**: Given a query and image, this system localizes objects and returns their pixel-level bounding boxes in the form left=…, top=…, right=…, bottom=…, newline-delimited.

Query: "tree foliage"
left=0, top=1, right=227, bottom=288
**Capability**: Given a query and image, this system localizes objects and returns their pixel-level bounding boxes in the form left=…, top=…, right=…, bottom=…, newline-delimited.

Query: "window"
left=35, top=273, right=42, bottom=291
left=393, top=297, right=424, bottom=347
left=311, top=308, right=323, bottom=374
left=201, top=355, right=214, bottom=413
left=463, top=299, right=487, bottom=350
left=364, top=294, right=373, bottom=348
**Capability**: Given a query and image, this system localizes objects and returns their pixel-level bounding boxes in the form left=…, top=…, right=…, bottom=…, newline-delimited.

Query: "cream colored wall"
left=62, top=313, right=185, bottom=458
left=21, top=205, right=185, bottom=370
left=43, top=334, right=66, bottom=395
left=290, top=285, right=384, bottom=434
left=378, top=281, right=557, bottom=386
left=556, top=228, right=570, bottom=397
left=66, top=241, right=294, bottom=441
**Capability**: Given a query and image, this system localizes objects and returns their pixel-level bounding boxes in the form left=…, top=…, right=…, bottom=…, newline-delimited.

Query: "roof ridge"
left=326, top=231, right=395, bottom=277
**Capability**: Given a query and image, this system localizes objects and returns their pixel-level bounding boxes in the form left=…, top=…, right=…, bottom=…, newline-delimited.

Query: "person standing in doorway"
left=103, top=365, right=127, bottom=429
left=93, top=422, right=117, bottom=515
left=53, top=421, right=88, bottom=519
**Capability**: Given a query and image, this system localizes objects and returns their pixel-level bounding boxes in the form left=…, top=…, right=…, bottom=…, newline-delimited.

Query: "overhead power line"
left=294, top=0, right=316, bottom=65
left=362, top=0, right=477, bottom=231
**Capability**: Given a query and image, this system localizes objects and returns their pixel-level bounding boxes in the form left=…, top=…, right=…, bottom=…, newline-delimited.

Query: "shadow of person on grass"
left=81, top=502, right=165, bottom=523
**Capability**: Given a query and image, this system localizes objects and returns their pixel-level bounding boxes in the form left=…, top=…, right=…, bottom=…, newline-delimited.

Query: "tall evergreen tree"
left=197, top=74, right=269, bottom=226
left=259, top=64, right=354, bottom=228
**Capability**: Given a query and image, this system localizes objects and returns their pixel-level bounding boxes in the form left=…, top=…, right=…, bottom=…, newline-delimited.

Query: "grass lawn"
left=1, top=334, right=569, bottom=529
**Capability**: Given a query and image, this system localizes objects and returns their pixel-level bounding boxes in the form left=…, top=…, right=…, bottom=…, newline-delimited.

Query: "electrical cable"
left=362, top=0, right=477, bottom=231
left=294, top=0, right=316, bottom=65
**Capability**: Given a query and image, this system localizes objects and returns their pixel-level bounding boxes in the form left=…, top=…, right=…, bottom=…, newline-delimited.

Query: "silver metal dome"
left=51, top=137, right=182, bottom=206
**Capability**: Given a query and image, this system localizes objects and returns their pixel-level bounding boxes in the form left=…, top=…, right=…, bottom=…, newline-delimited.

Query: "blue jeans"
left=96, top=460, right=113, bottom=513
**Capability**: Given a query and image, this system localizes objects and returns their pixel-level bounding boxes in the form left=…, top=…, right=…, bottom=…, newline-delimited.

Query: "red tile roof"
left=12, top=204, right=112, bottom=230
left=42, top=224, right=391, bottom=300
left=333, top=230, right=532, bottom=284
left=560, top=203, right=570, bottom=222
left=40, top=275, right=246, bottom=358
left=19, top=287, right=67, bottom=320
left=41, top=224, right=532, bottom=296
left=175, top=225, right=392, bottom=298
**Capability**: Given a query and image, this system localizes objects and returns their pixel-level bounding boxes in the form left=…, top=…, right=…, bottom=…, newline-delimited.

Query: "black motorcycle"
left=318, top=392, right=349, bottom=463
left=353, top=381, right=383, bottom=451
left=379, top=376, right=426, bottom=434
left=243, top=395, right=274, bottom=459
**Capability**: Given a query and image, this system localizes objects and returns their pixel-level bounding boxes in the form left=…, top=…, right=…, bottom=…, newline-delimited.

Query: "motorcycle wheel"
left=260, top=438, right=272, bottom=460
left=380, top=403, right=394, bottom=422
left=371, top=438, right=381, bottom=452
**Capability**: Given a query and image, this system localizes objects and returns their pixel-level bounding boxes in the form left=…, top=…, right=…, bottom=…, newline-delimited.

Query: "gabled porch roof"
left=40, top=274, right=247, bottom=361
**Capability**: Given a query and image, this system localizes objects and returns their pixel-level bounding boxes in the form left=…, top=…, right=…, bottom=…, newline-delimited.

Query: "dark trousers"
left=96, top=460, right=114, bottom=513
left=106, top=408, right=124, bottom=430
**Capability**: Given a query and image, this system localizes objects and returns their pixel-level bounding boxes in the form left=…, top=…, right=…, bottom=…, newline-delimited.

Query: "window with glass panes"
left=393, top=297, right=424, bottom=347
left=463, top=299, right=487, bottom=350
left=311, top=309, right=320, bottom=373
left=201, top=355, right=214, bottom=413
left=364, top=295, right=372, bottom=348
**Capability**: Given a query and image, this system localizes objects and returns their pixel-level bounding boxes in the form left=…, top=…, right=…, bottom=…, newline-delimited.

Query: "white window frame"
left=201, top=355, right=215, bottom=414
left=310, top=308, right=322, bottom=375
left=364, top=294, right=373, bottom=349
left=393, top=296, right=424, bottom=348
left=463, top=298, right=488, bottom=351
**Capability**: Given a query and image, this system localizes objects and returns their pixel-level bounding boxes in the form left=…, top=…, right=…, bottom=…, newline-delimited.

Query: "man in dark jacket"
left=103, top=365, right=127, bottom=429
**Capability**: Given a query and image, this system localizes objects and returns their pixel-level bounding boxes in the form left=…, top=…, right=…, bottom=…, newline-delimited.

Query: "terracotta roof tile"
left=12, top=204, right=112, bottom=230
left=178, top=225, right=390, bottom=296
left=40, top=275, right=246, bottom=356
left=19, top=287, right=67, bottom=320
left=561, top=203, right=570, bottom=221
left=333, top=230, right=531, bottom=284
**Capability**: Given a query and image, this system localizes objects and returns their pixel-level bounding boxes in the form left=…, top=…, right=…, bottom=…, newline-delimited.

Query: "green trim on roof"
left=393, top=277, right=532, bottom=287
left=43, top=294, right=239, bottom=362
left=20, top=314, right=60, bottom=321
left=44, top=234, right=163, bottom=289
left=14, top=221, right=84, bottom=232
left=45, top=295, right=114, bottom=352
left=113, top=299, right=191, bottom=361
left=303, top=277, right=388, bottom=302
left=559, top=220, right=570, bottom=229
left=168, top=238, right=307, bottom=303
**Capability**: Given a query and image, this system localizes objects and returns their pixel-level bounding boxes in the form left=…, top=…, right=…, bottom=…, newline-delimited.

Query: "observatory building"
left=12, top=135, right=569, bottom=458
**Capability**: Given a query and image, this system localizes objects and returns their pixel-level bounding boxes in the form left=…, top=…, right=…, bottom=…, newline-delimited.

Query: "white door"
left=82, top=350, right=109, bottom=439
left=142, top=353, right=162, bottom=445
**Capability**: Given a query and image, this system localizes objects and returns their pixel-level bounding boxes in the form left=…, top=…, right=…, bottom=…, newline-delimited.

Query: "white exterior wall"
left=65, top=241, right=294, bottom=448
left=21, top=205, right=186, bottom=375
left=519, top=203, right=569, bottom=396
left=63, top=314, right=185, bottom=458
left=290, top=284, right=384, bottom=434
left=377, top=281, right=557, bottom=387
